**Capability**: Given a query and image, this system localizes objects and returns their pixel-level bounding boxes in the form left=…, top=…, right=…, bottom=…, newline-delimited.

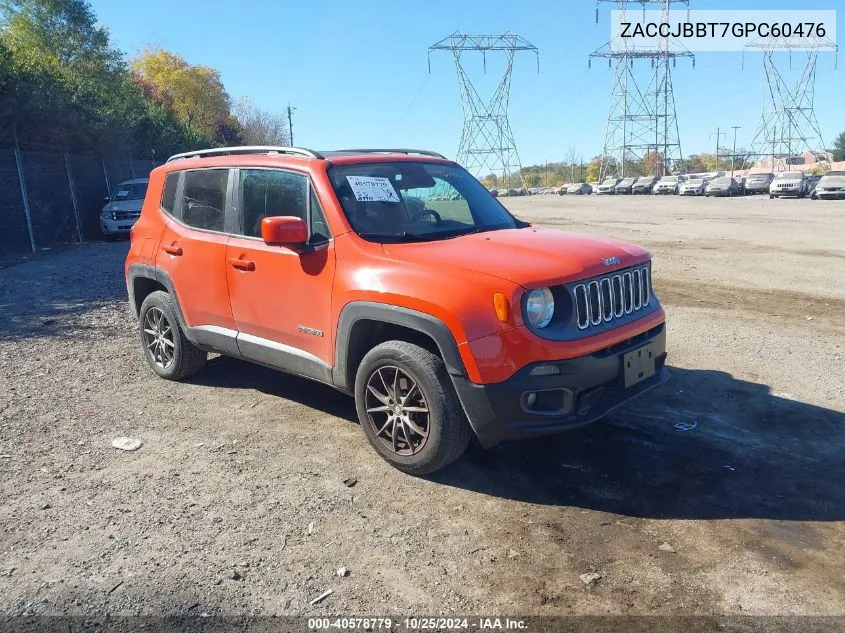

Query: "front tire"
left=138, top=290, right=207, bottom=380
left=354, top=341, right=471, bottom=476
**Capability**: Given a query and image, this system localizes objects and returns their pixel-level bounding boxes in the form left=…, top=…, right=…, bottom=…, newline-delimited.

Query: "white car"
left=679, top=178, right=705, bottom=196
left=813, top=173, right=845, bottom=200
left=769, top=172, right=808, bottom=198
left=653, top=175, right=684, bottom=195
left=595, top=178, right=620, bottom=195
left=100, top=178, right=149, bottom=235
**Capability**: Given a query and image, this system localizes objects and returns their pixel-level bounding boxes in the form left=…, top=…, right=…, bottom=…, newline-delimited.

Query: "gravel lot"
left=1, top=194, right=844, bottom=622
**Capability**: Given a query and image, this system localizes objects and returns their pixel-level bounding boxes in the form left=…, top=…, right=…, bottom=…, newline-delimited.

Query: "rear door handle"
left=228, top=257, right=255, bottom=271
left=162, top=244, right=183, bottom=256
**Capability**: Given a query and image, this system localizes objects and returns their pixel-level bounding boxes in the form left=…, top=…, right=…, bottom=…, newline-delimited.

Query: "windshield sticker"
left=346, top=176, right=400, bottom=203
left=116, top=190, right=129, bottom=198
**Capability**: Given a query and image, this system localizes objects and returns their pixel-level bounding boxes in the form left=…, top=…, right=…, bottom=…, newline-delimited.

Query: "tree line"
left=0, top=0, right=289, bottom=158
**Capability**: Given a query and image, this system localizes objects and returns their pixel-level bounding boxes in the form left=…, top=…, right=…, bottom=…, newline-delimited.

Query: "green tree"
left=833, top=131, right=845, bottom=162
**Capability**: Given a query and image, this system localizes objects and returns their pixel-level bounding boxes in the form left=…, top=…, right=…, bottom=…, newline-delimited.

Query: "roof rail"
left=165, top=146, right=324, bottom=163
left=332, top=148, right=448, bottom=159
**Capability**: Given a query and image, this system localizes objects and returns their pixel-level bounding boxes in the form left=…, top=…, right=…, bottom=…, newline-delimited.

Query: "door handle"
left=228, top=257, right=255, bottom=271
left=162, top=244, right=183, bottom=256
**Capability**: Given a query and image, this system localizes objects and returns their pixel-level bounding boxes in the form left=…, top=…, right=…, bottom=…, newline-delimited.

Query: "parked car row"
left=515, top=171, right=843, bottom=200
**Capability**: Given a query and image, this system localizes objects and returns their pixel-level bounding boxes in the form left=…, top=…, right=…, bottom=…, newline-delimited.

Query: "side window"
left=181, top=169, right=228, bottom=232
left=160, top=172, right=180, bottom=216
left=239, top=169, right=306, bottom=238
left=310, top=190, right=331, bottom=244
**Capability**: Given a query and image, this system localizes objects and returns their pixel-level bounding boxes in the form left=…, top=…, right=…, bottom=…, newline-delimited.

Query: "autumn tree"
left=585, top=155, right=603, bottom=182
left=132, top=48, right=232, bottom=142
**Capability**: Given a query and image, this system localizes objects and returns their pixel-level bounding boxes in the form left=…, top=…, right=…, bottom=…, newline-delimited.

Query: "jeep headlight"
left=525, top=287, right=554, bottom=328
left=101, top=209, right=112, bottom=220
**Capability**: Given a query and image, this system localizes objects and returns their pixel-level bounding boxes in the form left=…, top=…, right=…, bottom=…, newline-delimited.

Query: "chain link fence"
left=0, top=143, right=162, bottom=254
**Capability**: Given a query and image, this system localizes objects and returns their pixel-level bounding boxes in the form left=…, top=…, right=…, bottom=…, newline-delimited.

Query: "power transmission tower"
left=744, top=34, right=837, bottom=172
left=590, top=0, right=693, bottom=179
left=429, top=32, right=539, bottom=189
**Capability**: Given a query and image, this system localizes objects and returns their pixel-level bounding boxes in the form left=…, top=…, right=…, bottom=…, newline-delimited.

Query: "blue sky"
left=90, top=0, right=843, bottom=166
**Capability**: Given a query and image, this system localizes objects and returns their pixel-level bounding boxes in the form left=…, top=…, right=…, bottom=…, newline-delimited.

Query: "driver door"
left=225, top=168, right=335, bottom=378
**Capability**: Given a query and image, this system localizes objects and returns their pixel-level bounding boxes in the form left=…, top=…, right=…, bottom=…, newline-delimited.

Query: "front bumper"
left=101, top=217, right=138, bottom=234
left=453, top=323, right=668, bottom=447
left=817, top=191, right=845, bottom=199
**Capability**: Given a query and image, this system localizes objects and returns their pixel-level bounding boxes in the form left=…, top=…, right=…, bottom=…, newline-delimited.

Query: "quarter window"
left=181, top=169, right=228, bottom=232
left=160, top=172, right=179, bottom=216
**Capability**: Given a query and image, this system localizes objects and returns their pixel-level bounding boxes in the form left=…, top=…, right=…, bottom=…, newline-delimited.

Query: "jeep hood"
left=381, top=227, right=650, bottom=287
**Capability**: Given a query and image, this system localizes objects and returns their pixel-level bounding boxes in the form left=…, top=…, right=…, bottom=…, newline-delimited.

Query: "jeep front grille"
left=573, top=266, right=651, bottom=330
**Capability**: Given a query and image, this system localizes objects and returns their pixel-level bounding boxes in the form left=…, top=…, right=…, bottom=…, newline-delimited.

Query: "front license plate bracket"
left=623, top=344, right=656, bottom=388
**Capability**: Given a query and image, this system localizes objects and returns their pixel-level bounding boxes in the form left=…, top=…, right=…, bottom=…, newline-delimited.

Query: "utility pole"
left=286, top=102, right=297, bottom=146
left=710, top=127, right=726, bottom=172
left=730, top=125, right=741, bottom=177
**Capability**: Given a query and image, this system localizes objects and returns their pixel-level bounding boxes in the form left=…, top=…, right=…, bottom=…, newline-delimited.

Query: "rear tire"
left=354, top=341, right=471, bottom=476
left=138, top=290, right=207, bottom=381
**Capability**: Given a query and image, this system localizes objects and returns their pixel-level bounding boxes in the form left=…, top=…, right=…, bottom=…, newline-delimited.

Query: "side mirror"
left=103, top=197, right=110, bottom=203
left=261, top=216, right=307, bottom=247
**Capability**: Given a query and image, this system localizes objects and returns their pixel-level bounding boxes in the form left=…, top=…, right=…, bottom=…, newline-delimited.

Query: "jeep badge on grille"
left=602, top=256, right=621, bottom=266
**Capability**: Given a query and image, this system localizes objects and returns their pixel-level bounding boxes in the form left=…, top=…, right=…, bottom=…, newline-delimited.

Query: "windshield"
left=686, top=179, right=704, bottom=186
left=601, top=179, right=617, bottom=185
left=659, top=176, right=678, bottom=183
left=774, top=172, right=802, bottom=180
left=635, top=177, right=653, bottom=184
left=711, top=178, right=731, bottom=185
left=328, top=161, right=523, bottom=242
left=111, top=182, right=147, bottom=201
left=748, top=174, right=772, bottom=181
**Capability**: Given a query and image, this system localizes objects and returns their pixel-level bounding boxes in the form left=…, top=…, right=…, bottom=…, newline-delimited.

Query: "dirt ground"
left=1, top=193, right=844, bottom=621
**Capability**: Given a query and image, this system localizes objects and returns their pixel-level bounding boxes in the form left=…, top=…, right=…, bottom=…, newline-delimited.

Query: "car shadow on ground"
left=191, top=354, right=358, bottom=423
left=434, top=365, right=845, bottom=522
left=191, top=356, right=844, bottom=522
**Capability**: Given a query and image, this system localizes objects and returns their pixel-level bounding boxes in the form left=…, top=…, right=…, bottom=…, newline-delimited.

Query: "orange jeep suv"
left=125, top=147, right=668, bottom=475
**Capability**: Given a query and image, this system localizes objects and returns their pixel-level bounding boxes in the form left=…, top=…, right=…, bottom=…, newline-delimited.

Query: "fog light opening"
left=526, top=392, right=537, bottom=407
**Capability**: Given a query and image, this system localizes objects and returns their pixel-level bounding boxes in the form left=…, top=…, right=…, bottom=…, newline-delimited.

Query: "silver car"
left=705, top=177, right=739, bottom=197
left=679, top=178, right=705, bottom=196
left=100, top=178, right=149, bottom=235
left=744, top=172, right=774, bottom=194
left=769, top=172, right=808, bottom=198
left=596, top=178, right=620, bottom=195
left=813, top=173, right=845, bottom=200
left=567, top=182, right=592, bottom=195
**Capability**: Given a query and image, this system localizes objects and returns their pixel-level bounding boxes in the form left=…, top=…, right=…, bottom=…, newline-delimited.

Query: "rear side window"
left=182, top=169, right=228, bottom=232
left=238, top=169, right=307, bottom=238
left=160, top=173, right=179, bottom=215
